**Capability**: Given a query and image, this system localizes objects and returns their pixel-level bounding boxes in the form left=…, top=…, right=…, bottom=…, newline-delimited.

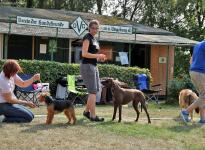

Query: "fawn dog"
left=101, top=78, right=151, bottom=123
left=38, top=92, right=76, bottom=124
left=179, top=89, right=199, bottom=121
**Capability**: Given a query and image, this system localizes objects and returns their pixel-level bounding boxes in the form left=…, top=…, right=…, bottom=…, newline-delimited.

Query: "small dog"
left=101, top=78, right=151, bottom=123
left=38, top=92, right=76, bottom=124
left=179, top=89, right=199, bottom=121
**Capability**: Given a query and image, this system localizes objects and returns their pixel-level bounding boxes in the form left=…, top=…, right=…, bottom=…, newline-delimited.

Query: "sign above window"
left=100, top=25, right=132, bottom=34
left=17, top=16, right=69, bottom=29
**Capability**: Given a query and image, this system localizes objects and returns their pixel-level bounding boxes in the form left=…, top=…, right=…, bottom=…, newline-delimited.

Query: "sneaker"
left=90, top=116, right=104, bottom=122
left=180, top=110, right=190, bottom=123
left=198, top=119, right=205, bottom=124
left=83, top=111, right=90, bottom=119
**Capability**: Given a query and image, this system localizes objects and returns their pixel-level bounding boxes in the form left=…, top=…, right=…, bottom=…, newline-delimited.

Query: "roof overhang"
left=0, top=22, right=197, bottom=46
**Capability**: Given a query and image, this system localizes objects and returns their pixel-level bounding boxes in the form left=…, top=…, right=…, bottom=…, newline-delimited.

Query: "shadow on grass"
left=168, top=123, right=202, bottom=133
left=165, top=116, right=202, bottom=132
left=21, top=118, right=115, bottom=133
left=21, top=122, right=70, bottom=133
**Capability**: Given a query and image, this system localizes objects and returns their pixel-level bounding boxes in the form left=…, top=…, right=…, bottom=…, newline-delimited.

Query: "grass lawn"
left=0, top=102, right=205, bottom=150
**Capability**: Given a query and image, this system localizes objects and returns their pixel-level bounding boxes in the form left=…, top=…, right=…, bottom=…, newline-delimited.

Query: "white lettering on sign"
left=100, top=25, right=132, bottom=34
left=17, top=16, right=69, bottom=29
left=71, top=16, right=88, bottom=36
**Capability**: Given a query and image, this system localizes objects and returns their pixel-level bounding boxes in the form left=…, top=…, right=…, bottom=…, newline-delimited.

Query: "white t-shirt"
left=0, top=71, right=19, bottom=103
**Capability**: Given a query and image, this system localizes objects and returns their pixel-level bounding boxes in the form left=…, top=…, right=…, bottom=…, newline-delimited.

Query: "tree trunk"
left=38, top=0, right=46, bottom=8
left=122, top=0, right=129, bottom=19
left=26, top=0, right=33, bottom=8
left=96, top=0, right=103, bottom=15
left=54, top=0, right=64, bottom=9
left=130, top=0, right=142, bottom=21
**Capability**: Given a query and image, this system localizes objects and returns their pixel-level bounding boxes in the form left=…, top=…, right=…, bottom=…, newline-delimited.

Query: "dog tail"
left=136, top=91, right=147, bottom=112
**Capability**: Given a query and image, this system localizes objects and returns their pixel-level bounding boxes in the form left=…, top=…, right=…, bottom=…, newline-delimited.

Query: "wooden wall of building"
left=150, top=45, right=174, bottom=95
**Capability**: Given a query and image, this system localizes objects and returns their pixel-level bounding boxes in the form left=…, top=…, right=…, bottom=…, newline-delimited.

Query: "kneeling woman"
left=0, top=59, right=40, bottom=123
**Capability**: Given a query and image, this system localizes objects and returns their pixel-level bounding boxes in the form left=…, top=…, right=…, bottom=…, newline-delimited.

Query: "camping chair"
left=15, top=74, right=42, bottom=107
left=133, top=74, right=162, bottom=104
left=66, top=75, right=88, bottom=105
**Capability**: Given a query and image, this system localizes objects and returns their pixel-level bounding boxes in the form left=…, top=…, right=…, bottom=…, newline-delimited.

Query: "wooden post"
left=68, top=39, right=72, bottom=63
left=4, top=34, right=8, bottom=59
left=0, top=34, right=3, bottom=59
left=32, top=36, right=35, bottom=59
left=129, top=44, right=131, bottom=66
left=165, top=46, right=170, bottom=98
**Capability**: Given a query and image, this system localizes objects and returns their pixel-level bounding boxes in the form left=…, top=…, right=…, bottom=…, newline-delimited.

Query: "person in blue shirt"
left=181, top=40, right=205, bottom=124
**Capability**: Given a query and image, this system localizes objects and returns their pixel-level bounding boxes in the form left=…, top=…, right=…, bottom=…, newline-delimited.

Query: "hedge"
left=0, top=59, right=151, bottom=94
left=167, top=73, right=196, bottom=104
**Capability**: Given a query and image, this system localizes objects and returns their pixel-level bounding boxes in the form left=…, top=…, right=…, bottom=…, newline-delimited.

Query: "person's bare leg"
left=86, top=93, right=96, bottom=118
left=186, top=103, right=198, bottom=113
left=200, top=108, right=205, bottom=120
left=85, top=94, right=91, bottom=112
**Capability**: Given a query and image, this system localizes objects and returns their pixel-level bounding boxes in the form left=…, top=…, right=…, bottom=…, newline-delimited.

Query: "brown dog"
left=179, top=89, right=199, bottom=121
left=101, top=78, right=151, bottom=123
left=38, top=92, right=76, bottom=124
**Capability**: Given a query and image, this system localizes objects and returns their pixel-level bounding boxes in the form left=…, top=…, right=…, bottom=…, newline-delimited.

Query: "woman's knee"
left=24, top=112, right=34, bottom=122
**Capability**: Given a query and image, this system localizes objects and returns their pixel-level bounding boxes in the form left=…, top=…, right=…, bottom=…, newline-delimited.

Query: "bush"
left=0, top=60, right=151, bottom=94
left=167, top=73, right=196, bottom=104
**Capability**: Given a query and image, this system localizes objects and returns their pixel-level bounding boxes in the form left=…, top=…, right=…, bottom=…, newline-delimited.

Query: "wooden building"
left=0, top=7, right=197, bottom=95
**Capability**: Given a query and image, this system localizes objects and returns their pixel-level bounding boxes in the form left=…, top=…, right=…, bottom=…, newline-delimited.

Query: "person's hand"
left=33, top=73, right=40, bottom=81
left=26, top=101, right=36, bottom=108
left=97, top=54, right=107, bottom=62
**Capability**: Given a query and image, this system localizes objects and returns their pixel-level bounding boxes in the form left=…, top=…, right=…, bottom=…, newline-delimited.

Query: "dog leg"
left=112, top=104, right=118, bottom=121
left=141, top=103, right=151, bottom=123
left=46, top=111, right=54, bottom=124
left=64, top=109, right=72, bottom=124
left=69, top=108, right=76, bottom=124
left=133, top=101, right=140, bottom=122
left=118, top=105, right=122, bottom=122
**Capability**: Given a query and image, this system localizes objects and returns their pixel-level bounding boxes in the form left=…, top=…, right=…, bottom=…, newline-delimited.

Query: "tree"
left=64, top=0, right=95, bottom=12
left=96, top=0, right=103, bottom=15
left=54, top=0, right=64, bottom=9
left=26, top=0, right=33, bottom=8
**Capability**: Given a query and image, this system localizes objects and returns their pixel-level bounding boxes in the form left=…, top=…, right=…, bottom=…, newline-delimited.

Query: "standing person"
left=180, top=40, right=205, bottom=124
left=0, top=59, right=40, bottom=123
left=80, top=20, right=106, bottom=122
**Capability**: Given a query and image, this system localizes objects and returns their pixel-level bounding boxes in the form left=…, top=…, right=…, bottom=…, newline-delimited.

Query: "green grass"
left=1, top=102, right=205, bottom=150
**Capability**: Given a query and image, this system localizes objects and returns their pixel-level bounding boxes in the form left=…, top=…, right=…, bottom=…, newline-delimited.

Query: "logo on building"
left=71, top=16, right=88, bottom=36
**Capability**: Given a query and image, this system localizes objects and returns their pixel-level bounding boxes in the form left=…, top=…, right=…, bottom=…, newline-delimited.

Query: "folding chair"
left=15, top=74, right=42, bottom=107
left=133, top=74, right=162, bottom=104
left=66, top=75, right=88, bottom=105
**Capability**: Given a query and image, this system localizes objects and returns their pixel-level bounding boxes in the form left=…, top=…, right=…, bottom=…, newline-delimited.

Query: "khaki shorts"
left=190, top=71, right=205, bottom=108
left=80, top=63, right=100, bottom=94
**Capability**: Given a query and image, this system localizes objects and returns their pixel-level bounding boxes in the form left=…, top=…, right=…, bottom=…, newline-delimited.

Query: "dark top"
left=82, top=33, right=100, bottom=66
left=190, top=40, right=205, bottom=74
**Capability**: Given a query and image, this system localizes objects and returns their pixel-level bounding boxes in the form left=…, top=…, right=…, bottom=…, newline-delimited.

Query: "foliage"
left=167, top=74, right=196, bottom=104
left=48, top=39, right=57, bottom=53
left=0, top=0, right=96, bottom=12
left=99, top=64, right=151, bottom=87
left=174, top=47, right=191, bottom=77
left=0, top=59, right=150, bottom=94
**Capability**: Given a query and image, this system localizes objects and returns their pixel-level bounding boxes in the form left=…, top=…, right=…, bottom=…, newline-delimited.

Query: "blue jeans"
left=0, top=103, right=34, bottom=123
